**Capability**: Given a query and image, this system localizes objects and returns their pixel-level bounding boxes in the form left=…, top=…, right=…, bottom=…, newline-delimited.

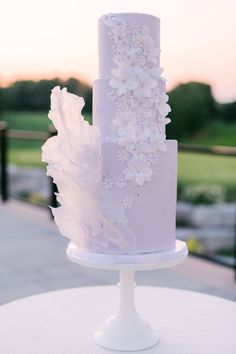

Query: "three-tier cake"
left=42, top=13, right=177, bottom=256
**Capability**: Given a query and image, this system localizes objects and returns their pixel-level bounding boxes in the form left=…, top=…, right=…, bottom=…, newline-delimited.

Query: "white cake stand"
left=66, top=240, right=188, bottom=352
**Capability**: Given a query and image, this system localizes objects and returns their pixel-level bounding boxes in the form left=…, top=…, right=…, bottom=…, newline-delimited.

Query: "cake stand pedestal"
left=66, top=240, right=188, bottom=352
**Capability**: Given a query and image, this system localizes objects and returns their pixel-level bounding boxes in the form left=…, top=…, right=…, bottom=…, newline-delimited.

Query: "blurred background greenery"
left=1, top=78, right=235, bottom=205
left=0, top=75, right=235, bottom=267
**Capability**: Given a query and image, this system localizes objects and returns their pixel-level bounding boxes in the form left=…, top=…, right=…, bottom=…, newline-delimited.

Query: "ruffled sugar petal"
left=41, top=136, right=58, bottom=163
left=42, top=86, right=136, bottom=254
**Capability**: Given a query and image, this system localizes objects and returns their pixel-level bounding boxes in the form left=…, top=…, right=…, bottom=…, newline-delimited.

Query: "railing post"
left=0, top=121, right=8, bottom=202
left=234, top=200, right=236, bottom=280
left=48, top=125, right=58, bottom=217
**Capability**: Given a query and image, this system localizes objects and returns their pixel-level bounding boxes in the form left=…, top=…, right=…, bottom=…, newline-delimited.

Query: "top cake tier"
left=98, top=13, right=160, bottom=79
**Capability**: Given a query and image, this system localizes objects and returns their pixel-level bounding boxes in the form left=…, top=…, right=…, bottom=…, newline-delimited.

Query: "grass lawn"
left=182, top=121, right=236, bottom=147
left=1, top=111, right=236, bottom=189
left=1, top=111, right=50, bottom=131
left=8, top=143, right=45, bottom=167
left=1, top=110, right=92, bottom=131
left=178, top=152, right=236, bottom=187
left=1, top=110, right=92, bottom=166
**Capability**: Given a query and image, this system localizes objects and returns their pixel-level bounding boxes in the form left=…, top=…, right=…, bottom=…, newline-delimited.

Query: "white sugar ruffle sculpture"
left=42, top=87, right=136, bottom=254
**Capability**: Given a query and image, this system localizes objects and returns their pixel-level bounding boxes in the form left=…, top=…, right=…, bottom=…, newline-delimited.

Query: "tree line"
left=0, top=78, right=92, bottom=113
left=0, top=78, right=235, bottom=139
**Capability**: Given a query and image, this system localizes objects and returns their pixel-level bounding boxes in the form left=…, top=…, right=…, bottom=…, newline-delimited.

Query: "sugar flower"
left=123, top=157, right=153, bottom=186
left=133, top=69, right=157, bottom=99
left=123, top=197, right=134, bottom=209
left=156, top=94, right=171, bottom=116
left=110, top=65, right=139, bottom=96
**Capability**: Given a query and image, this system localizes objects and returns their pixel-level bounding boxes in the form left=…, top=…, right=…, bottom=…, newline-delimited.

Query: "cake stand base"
left=94, top=270, right=159, bottom=351
left=67, top=240, right=188, bottom=352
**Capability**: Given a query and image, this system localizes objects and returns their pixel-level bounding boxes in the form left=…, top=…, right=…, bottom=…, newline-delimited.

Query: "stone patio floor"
left=0, top=200, right=235, bottom=305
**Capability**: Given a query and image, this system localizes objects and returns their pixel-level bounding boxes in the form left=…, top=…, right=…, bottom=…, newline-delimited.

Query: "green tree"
left=167, top=82, right=216, bottom=139
left=220, top=101, right=236, bottom=122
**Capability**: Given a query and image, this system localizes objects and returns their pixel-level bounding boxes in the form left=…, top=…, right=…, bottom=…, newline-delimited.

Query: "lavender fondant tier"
left=99, top=140, right=177, bottom=254
left=98, top=13, right=160, bottom=79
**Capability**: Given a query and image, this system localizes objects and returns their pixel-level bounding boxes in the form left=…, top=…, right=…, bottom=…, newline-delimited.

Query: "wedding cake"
left=42, top=13, right=177, bottom=256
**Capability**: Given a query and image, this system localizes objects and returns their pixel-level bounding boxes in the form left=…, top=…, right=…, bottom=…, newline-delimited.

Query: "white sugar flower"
left=117, top=134, right=131, bottom=148
left=103, top=177, right=113, bottom=190
left=146, top=126, right=167, bottom=152
left=146, top=152, right=159, bottom=166
left=156, top=94, right=171, bottom=116
left=132, top=26, right=160, bottom=64
left=123, top=157, right=153, bottom=186
left=114, top=37, right=130, bottom=54
left=103, top=15, right=126, bottom=35
left=165, top=118, right=171, bottom=125
left=117, top=149, right=129, bottom=162
left=133, top=25, right=154, bottom=48
left=115, top=177, right=127, bottom=188
left=131, top=98, right=153, bottom=117
left=151, top=67, right=166, bottom=83
left=125, top=127, right=159, bottom=154
left=110, top=65, right=139, bottom=96
left=154, top=133, right=167, bottom=152
left=150, top=67, right=163, bottom=78
left=107, top=91, right=116, bottom=101
left=133, top=70, right=157, bottom=99
left=126, top=49, right=146, bottom=68
left=116, top=124, right=138, bottom=148
left=144, top=46, right=160, bottom=64
left=122, top=197, right=134, bottom=209
left=112, top=111, right=135, bottom=136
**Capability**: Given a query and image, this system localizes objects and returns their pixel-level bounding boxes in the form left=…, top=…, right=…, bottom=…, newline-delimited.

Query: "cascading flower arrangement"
left=102, top=14, right=171, bottom=190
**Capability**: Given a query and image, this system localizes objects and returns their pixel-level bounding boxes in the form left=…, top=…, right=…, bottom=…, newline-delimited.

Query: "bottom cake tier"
left=98, top=139, right=177, bottom=254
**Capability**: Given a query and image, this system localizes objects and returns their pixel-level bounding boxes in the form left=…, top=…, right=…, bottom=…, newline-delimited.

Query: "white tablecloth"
left=0, top=286, right=235, bottom=353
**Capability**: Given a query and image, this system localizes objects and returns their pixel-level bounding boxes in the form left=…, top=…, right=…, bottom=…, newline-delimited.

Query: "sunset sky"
left=0, top=0, right=235, bottom=102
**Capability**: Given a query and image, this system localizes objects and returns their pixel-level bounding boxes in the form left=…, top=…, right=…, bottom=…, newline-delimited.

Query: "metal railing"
left=1, top=120, right=236, bottom=203
left=0, top=122, right=57, bottom=211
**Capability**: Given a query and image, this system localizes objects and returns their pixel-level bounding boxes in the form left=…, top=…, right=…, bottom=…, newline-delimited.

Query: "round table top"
left=0, top=286, right=235, bottom=353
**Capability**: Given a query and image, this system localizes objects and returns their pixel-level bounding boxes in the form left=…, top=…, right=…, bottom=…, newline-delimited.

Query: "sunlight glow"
left=0, top=0, right=235, bottom=102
